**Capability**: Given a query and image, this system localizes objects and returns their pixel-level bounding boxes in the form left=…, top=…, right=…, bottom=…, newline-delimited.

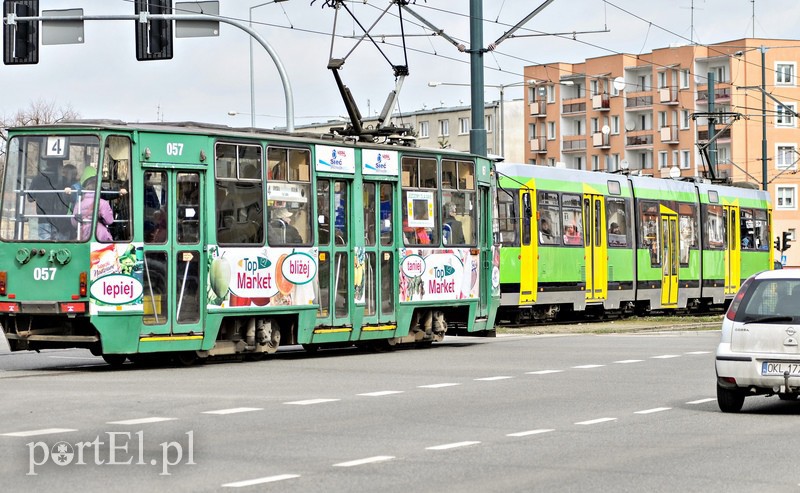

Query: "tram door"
left=723, top=204, right=741, bottom=295
left=361, top=182, right=395, bottom=325
left=140, top=169, right=205, bottom=336
left=583, top=194, right=607, bottom=302
left=660, top=210, right=679, bottom=307
left=316, top=179, right=353, bottom=328
left=519, top=189, right=536, bottom=305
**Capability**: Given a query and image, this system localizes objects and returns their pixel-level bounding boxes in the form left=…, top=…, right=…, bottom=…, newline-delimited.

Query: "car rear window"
left=734, top=278, right=800, bottom=322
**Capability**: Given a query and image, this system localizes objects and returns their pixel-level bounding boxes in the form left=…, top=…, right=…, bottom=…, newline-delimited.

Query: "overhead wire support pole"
left=469, top=0, right=486, bottom=157
left=6, top=11, right=295, bottom=132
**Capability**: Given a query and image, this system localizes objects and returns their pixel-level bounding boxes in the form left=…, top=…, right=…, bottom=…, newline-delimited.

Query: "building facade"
left=523, top=38, right=800, bottom=266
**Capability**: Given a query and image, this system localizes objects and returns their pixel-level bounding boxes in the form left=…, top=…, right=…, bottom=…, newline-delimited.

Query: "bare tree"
left=0, top=99, right=80, bottom=171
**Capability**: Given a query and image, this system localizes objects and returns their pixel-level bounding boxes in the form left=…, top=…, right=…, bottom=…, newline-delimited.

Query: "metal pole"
left=708, top=71, right=717, bottom=178
left=469, top=0, right=487, bottom=157
left=761, top=46, right=768, bottom=191
left=249, top=8, right=256, bottom=128
left=499, top=86, right=505, bottom=157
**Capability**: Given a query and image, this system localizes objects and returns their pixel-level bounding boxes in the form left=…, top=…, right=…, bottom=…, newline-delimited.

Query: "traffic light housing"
left=782, top=231, right=793, bottom=252
left=134, top=0, right=172, bottom=61
left=3, top=0, right=39, bottom=65
left=775, top=236, right=781, bottom=251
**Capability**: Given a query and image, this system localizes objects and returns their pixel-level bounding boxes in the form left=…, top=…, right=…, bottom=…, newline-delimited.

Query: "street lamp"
left=249, top=0, right=289, bottom=128
left=428, top=80, right=535, bottom=157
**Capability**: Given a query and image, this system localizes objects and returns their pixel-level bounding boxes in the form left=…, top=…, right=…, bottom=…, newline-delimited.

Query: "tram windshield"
left=1, top=135, right=101, bottom=242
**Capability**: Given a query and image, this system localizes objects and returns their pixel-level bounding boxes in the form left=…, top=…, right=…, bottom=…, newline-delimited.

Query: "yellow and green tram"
left=0, top=121, right=500, bottom=365
left=495, top=162, right=772, bottom=322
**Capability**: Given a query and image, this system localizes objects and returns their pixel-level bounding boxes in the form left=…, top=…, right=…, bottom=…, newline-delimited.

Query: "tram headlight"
left=79, top=272, right=87, bottom=297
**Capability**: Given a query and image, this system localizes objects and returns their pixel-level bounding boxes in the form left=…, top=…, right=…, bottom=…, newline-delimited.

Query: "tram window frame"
left=740, top=208, right=769, bottom=251
left=266, top=146, right=313, bottom=247
left=214, top=142, right=264, bottom=246
left=401, top=156, right=439, bottom=246
left=702, top=204, right=726, bottom=250
left=678, top=202, right=698, bottom=265
left=639, top=200, right=661, bottom=265
left=537, top=191, right=560, bottom=245
left=100, top=135, right=132, bottom=243
left=561, top=193, right=583, bottom=247
left=441, top=159, right=477, bottom=246
left=605, top=197, right=630, bottom=248
left=496, top=188, right=519, bottom=246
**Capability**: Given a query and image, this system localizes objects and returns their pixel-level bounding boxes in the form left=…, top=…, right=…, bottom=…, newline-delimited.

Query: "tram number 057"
left=33, top=268, right=57, bottom=281
left=166, top=142, right=184, bottom=156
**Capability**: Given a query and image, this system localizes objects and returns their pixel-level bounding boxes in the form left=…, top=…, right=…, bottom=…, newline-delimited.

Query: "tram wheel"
left=102, top=354, right=127, bottom=368
left=174, top=351, right=198, bottom=367
left=260, top=320, right=280, bottom=354
left=302, top=344, right=319, bottom=353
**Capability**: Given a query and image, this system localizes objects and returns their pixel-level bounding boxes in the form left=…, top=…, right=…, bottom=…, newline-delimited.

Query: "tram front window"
left=1, top=135, right=101, bottom=242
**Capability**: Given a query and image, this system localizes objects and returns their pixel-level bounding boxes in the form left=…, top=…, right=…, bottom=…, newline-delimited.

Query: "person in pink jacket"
left=70, top=166, right=114, bottom=242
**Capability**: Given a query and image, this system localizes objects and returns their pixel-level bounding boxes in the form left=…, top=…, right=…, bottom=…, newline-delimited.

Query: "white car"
left=716, top=269, right=800, bottom=412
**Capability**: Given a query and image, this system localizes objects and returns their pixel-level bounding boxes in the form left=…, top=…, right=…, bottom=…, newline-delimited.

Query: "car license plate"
left=762, top=361, right=800, bottom=376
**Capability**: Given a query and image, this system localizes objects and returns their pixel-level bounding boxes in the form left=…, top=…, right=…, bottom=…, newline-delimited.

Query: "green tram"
left=495, top=162, right=772, bottom=322
left=0, top=121, right=499, bottom=364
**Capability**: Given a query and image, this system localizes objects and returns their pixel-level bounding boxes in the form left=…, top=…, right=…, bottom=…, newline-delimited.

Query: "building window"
left=608, top=154, right=620, bottom=172
left=641, top=152, right=652, bottom=169
left=658, top=111, right=667, bottom=129
left=680, top=69, right=690, bottom=89
left=592, top=155, right=600, bottom=171
left=681, top=150, right=691, bottom=169
left=528, top=123, right=536, bottom=138
left=777, top=186, right=797, bottom=209
left=672, top=150, right=679, bottom=168
left=485, top=114, right=493, bottom=133
left=458, top=117, right=470, bottom=135
left=713, top=65, right=727, bottom=83
left=658, top=151, right=668, bottom=169
left=547, top=121, right=556, bottom=140
left=418, top=121, right=429, bottom=139
left=546, top=85, right=555, bottom=103
left=776, top=102, right=796, bottom=127
left=657, top=71, right=667, bottom=88
left=776, top=144, right=798, bottom=170
left=438, top=119, right=449, bottom=137
left=681, top=110, right=690, bottom=129
left=612, top=116, right=620, bottom=134
left=776, top=62, right=795, bottom=85
left=547, top=158, right=556, bottom=166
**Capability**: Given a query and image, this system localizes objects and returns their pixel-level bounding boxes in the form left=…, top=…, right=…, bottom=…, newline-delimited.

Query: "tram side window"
left=402, top=156, right=439, bottom=245
left=267, top=147, right=312, bottom=246
left=441, top=159, right=476, bottom=246
left=703, top=204, right=725, bottom=250
left=561, top=193, right=583, bottom=246
left=639, top=200, right=660, bottom=265
left=537, top=191, right=560, bottom=245
left=215, top=143, right=263, bottom=246
left=678, top=203, right=698, bottom=265
left=605, top=197, right=629, bottom=247
left=100, top=136, right=132, bottom=242
left=740, top=209, right=768, bottom=250
left=496, top=189, right=518, bottom=246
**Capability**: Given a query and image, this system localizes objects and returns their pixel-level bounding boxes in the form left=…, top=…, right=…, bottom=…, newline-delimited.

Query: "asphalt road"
left=2, top=330, right=800, bottom=492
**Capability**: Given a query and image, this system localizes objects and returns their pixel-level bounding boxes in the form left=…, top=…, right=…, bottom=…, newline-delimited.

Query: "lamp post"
left=249, top=0, right=289, bottom=128
left=428, top=80, right=534, bottom=157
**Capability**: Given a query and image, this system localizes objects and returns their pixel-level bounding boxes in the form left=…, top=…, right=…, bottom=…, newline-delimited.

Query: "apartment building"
left=523, top=38, right=800, bottom=266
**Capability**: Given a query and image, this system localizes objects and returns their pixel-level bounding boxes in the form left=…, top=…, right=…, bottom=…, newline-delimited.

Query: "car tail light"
left=726, top=277, right=754, bottom=321
left=0, top=271, right=6, bottom=295
left=79, top=272, right=87, bottom=297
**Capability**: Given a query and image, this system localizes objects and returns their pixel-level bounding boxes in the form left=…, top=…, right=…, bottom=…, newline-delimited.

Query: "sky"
left=1, top=0, right=799, bottom=129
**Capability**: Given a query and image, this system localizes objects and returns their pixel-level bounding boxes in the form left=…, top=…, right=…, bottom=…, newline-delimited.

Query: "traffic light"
left=782, top=231, right=793, bottom=252
left=134, top=0, right=173, bottom=61
left=3, top=0, right=39, bottom=65
left=775, top=236, right=781, bottom=251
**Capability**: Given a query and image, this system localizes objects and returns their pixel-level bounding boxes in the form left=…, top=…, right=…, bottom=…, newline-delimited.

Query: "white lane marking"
left=572, top=364, right=605, bottom=369
left=652, top=354, right=681, bottom=359
left=47, top=356, right=98, bottom=360
left=614, top=359, right=644, bottom=364
left=222, top=474, right=300, bottom=487
left=634, top=407, right=672, bottom=415
left=686, top=398, right=715, bottom=405
left=507, top=429, right=555, bottom=437
left=2, top=428, right=77, bottom=437
left=284, top=398, right=340, bottom=406
left=575, top=417, right=617, bottom=426
left=525, top=370, right=564, bottom=375
left=685, top=351, right=711, bottom=355
left=426, top=441, right=481, bottom=451
left=333, top=456, right=395, bottom=467
left=474, top=376, right=513, bottom=381
left=357, top=391, right=404, bottom=397
left=107, top=417, right=176, bottom=425
left=203, top=407, right=264, bottom=415
left=418, top=383, right=461, bottom=389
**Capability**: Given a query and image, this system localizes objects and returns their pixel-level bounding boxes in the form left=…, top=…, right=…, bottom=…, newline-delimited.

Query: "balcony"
left=529, top=136, right=547, bottom=153
left=591, top=94, right=610, bottom=111
left=592, top=132, right=610, bottom=149
left=659, top=86, right=679, bottom=105
left=562, top=136, right=587, bottom=153
left=659, top=125, right=679, bottom=144
left=529, top=101, right=546, bottom=117
left=696, top=87, right=731, bottom=104
left=562, top=101, right=586, bottom=114
left=697, top=128, right=731, bottom=142
left=626, top=133, right=654, bottom=148
left=625, top=92, right=653, bottom=111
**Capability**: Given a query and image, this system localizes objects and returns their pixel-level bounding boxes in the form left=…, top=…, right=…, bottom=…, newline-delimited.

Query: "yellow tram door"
left=583, top=194, right=607, bottom=302
left=519, top=189, right=537, bottom=305
left=660, top=208, right=679, bottom=307
left=724, top=204, right=741, bottom=295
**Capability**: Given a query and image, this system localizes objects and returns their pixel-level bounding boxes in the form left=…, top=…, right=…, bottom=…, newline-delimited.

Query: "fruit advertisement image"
left=207, top=246, right=317, bottom=308
left=89, top=243, right=144, bottom=313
